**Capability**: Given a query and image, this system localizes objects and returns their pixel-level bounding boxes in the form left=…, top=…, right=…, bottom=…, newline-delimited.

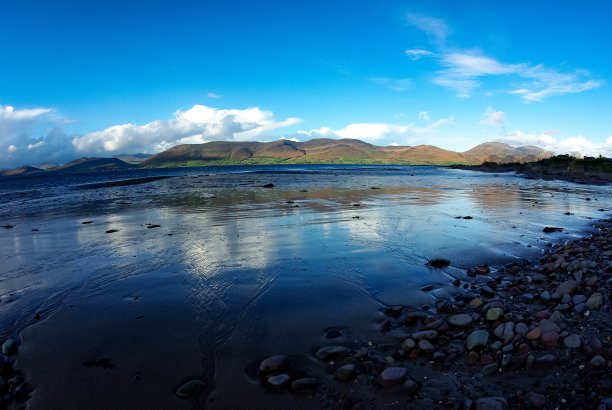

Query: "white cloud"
left=371, top=77, right=412, bottom=91
left=499, top=130, right=612, bottom=157
left=430, top=116, right=455, bottom=128
left=27, top=140, right=46, bottom=150
left=405, top=49, right=434, bottom=61
left=418, top=111, right=430, bottom=121
left=406, top=13, right=449, bottom=43
left=480, top=106, right=505, bottom=127
left=72, top=105, right=301, bottom=154
left=7, top=145, right=17, bottom=154
left=207, top=92, right=222, bottom=99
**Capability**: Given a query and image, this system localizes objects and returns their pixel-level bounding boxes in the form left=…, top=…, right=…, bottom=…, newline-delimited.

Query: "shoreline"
left=254, top=219, right=612, bottom=409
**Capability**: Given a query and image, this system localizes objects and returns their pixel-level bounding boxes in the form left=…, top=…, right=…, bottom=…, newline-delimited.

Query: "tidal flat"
left=0, top=165, right=610, bottom=409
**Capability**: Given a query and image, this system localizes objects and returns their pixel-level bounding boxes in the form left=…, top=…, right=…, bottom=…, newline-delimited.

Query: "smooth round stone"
left=572, top=295, right=587, bottom=305
left=267, top=374, right=290, bottom=391
left=486, top=308, right=504, bottom=321
left=556, top=280, right=577, bottom=295
left=465, top=351, right=479, bottom=365
left=449, top=314, right=473, bottom=328
left=586, top=293, right=603, bottom=309
left=561, top=294, right=571, bottom=304
left=401, top=379, right=419, bottom=394
left=335, top=364, right=356, bottom=382
left=591, top=355, right=606, bottom=367
left=526, top=392, right=546, bottom=408
left=490, top=341, right=502, bottom=352
left=469, top=297, right=484, bottom=309
left=540, top=332, right=559, bottom=347
left=573, top=303, right=587, bottom=314
left=515, top=322, right=528, bottom=335
left=539, top=319, right=560, bottom=333
left=480, top=286, right=495, bottom=296
left=549, top=310, right=563, bottom=324
left=475, top=397, right=507, bottom=410
left=401, top=338, right=416, bottom=351
left=536, top=354, right=557, bottom=367
left=481, top=363, right=498, bottom=375
left=291, top=377, right=319, bottom=392
left=467, top=330, right=489, bottom=350
left=1, top=339, right=16, bottom=356
left=418, top=340, right=435, bottom=353
left=175, top=379, right=206, bottom=398
left=412, top=330, right=438, bottom=341
left=379, top=366, right=407, bottom=385
left=259, top=355, right=290, bottom=374
left=316, top=346, right=349, bottom=361
left=540, top=291, right=551, bottom=303
left=384, top=305, right=403, bottom=317
left=563, top=334, right=581, bottom=348
left=494, top=322, right=515, bottom=342
left=526, top=327, right=541, bottom=340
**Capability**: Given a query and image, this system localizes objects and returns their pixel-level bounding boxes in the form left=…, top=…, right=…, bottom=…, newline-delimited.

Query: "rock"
left=465, top=351, right=479, bottom=365
left=556, top=280, right=577, bottom=295
left=259, top=355, right=290, bottom=374
left=316, top=346, right=349, bottom=361
left=335, top=364, right=356, bottom=382
left=262, top=183, right=275, bottom=188
left=449, top=314, right=473, bottom=328
left=467, top=330, right=489, bottom=350
left=379, top=367, right=408, bottom=385
left=384, top=305, right=403, bottom=317
left=543, top=227, right=563, bottom=233
left=515, top=322, right=528, bottom=335
left=526, top=327, right=541, bottom=340
left=401, top=379, right=419, bottom=394
left=540, top=332, right=559, bottom=347
left=412, top=330, right=438, bottom=341
left=291, top=378, right=319, bottom=392
left=401, top=339, right=416, bottom=351
left=540, top=291, right=551, bottom=303
left=481, top=286, right=495, bottom=296
left=591, top=355, right=606, bottom=367
left=572, top=294, right=587, bottom=305
left=470, top=297, right=484, bottom=309
left=482, top=363, right=498, bottom=375
left=539, top=319, right=560, bottom=333
left=494, top=322, right=515, bottom=342
left=526, top=391, right=546, bottom=408
left=563, top=334, right=581, bottom=348
left=536, top=354, right=556, bottom=367
left=1, top=339, right=17, bottom=356
left=426, top=258, right=450, bottom=268
left=573, top=303, right=587, bottom=314
left=475, top=397, right=507, bottom=410
left=418, top=340, right=435, bottom=354
left=266, top=374, right=290, bottom=391
left=175, top=379, right=206, bottom=397
left=420, top=284, right=435, bottom=292
left=486, top=308, right=504, bottom=321
left=549, top=311, right=563, bottom=324
left=586, top=293, right=603, bottom=309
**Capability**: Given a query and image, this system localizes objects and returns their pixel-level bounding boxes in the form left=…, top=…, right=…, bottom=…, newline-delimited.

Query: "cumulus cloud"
left=406, top=15, right=602, bottom=100
left=499, top=130, right=612, bottom=157
left=480, top=106, right=505, bottom=127
left=72, top=105, right=301, bottom=154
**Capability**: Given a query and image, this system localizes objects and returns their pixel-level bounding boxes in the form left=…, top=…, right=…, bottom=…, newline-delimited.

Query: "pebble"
left=467, top=330, right=489, bottom=350
left=563, top=334, right=581, bottom=348
left=494, top=322, right=515, bottom=342
left=540, top=332, right=559, bottom=347
left=379, top=367, right=408, bottom=385
left=475, top=397, right=507, bottom=410
left=266, top=374, right=290, bottom=391
left=556, top=280, right=578, bottom=295
left=1, top=339, right=16, bottom=356
left=448, top=314, right=473, bottom=327
left=591, top=355, right=606, bottom=367
left=486, top=308, right=504, bottom=321
left=526, top=391, right=546, bottom=408
left=259, top=355, right=290, bottom=374
left=291, top=377, right=319, bottom=392
left=334, top=364, right=356, bottom=382
left=418, top=340, right=435, bottom=354
left=482, top=363, right=498, bottom=375
left=412, top=330, right=438, bottom=341
left=526, top=327, right=541, bottom=340
left=315, top=346, right=349, bottom=361
left=175, top=379, right=206, bottom=397
left=586, top=293, right=603, bottom=309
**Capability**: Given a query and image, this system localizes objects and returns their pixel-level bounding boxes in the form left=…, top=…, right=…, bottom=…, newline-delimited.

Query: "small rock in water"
left=266, top=374, right=290, bottom=391
left=175, top=379, right=206, bottom=398
left=259, top=355, right=290, bottom=375
left=543, top=227, right=563, bottom=233
left=426, top=258, right=450, bottom=268
left=1, top=339, right=17, bottom=355
left=418, top=340, right=435, bottom=353
left=315, top=346, right=349, bottom=361
left=334, top=364, right=356, bottom=382
left=384, top=305, right=403, bottom=317
left=420, top=284, right=434, bottom=292
left=379, top=366, right=407, bottom=385
left=291, top=378, right=319, bottom=392
left=262, top=183, right=275, bottom=188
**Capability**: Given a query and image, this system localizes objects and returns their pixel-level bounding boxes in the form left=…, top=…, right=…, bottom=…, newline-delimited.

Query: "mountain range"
left=1, top=139, right=552, bottom=176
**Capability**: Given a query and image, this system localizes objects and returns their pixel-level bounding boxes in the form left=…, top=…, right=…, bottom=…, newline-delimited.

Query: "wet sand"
left=0, top=166, right=610, bottom=409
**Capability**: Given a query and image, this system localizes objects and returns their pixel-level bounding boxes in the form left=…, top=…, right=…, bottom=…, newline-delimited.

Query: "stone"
left=1, top=339, right=16, bottom=356
left=401, top=379, right=419, bottom=394
left=175, top=379, right=206, bottom=397
left=586, top=293, right=603, bottom=310
left=549, top=311, right=563, bottom=324
left=540, top=332, right=559, bottom=347
left=482, top=363, right=498, bottom=375
left=384, top=305, right=403, bottom=317
left=475, top=397, right=507, bottom=410
left=316, top=346, right=349, bottom=361
left=481, top=285, right=495, bottom=296
left=515, top=322, right=528, bottom=335
left=556, top=280, right=577, bottom=295
left=527, top=327, right=541, bottom=340
left=540, top=291, right=551, bottom=303
left=291, top=378, right=319, bottom=392
left=539, top=319, right=560, bottom=333
left=266, top=374, right=290, bottom=391
left=420, top=284, right=434, bottom=292
left=259, top=355, right=290, bottom=374
left=526, top=392, right=546, bottom=408
left=401, top=338, right=416, bottom=351
left=563, top=334, right=581, bottom=348
left=379, top=367, right=408, bottom=385
left=412, top=330, right=438, bottom=341
left=465, top=351, right=479, bottom=365
left=536, top=354, right=557, bottom=367
left=494, top=322, right=515, bottom=342
left=573, top=303, right=587, bottom=314
left=572, top=294, right=587, bottom=305
left=470, top=297, right=484, bottom=309
left=591, top=355, right=606, bottom=367
left=418, top=340, right=435, bottom=354
left=449, top=314, right=473, bottom=328
left=467, top=330, right=489, bottom=350
left=486, top=308, right=504, bottom=321
left=335, top=364, right=356, bottom=382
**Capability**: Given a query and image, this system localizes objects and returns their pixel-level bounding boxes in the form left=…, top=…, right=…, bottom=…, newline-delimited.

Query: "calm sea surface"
left=0, top=165, right=610, bottom=408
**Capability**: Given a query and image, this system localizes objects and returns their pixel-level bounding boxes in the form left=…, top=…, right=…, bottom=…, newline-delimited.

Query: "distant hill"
left=51, top=157, right=134, bottom=174
left=0, top=166, right=44, bottom=177
left=142, top=139, right=553, bottom=167
left=34, top=162, right=60, bottom=170
left=463, top=142, right=551, bottom=163
left=113, top=153, right=152, bottom=163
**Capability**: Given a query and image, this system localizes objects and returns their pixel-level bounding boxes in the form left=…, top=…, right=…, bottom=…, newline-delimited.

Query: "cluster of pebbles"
left=256, top=221, right=612, bottom=409
left=0, top=338, right=30, bottom=408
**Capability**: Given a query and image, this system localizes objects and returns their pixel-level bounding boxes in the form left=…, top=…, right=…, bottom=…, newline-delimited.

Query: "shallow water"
left=0, top=165, right=610, bottom=409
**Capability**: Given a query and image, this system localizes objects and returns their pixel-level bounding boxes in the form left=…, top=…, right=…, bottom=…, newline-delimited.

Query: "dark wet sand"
left=0, top=166, right=610, bottom=409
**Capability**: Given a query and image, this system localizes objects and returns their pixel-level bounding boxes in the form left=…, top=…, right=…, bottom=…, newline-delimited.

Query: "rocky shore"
left=255, top=220, right=612, bottom=409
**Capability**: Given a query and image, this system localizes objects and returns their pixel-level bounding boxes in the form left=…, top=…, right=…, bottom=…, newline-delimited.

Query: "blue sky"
left=1, top=0, right=611, bottom=168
